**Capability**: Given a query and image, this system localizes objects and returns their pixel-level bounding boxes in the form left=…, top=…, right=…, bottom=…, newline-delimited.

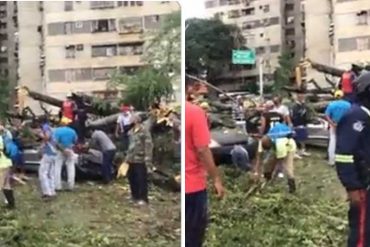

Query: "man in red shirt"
left=185, top=78, right=225, bottom=247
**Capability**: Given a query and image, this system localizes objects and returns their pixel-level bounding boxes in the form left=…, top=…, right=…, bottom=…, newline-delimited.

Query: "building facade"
left=204, top=0, right=304, bottom=90
left=16, top=1, right=179, bottom=111
left=304, top=0, right=370, bottom=86
left=334, top=0, right=370, bottom=69
left=0, top=1, right=17, bottom=104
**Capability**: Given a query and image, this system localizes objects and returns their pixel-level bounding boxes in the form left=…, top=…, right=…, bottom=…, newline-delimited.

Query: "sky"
left=183, top=0, right=206, bottom=19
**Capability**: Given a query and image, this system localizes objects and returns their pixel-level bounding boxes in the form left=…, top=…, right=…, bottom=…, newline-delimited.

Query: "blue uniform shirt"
left=53, top=126, right=77, bottom=149
left=335, top=104, right=370, bottom=190
left=325, top=99, right=351, bottom=124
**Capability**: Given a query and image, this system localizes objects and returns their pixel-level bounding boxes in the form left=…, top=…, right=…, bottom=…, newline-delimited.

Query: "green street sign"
left=232, top=49, right=256, bottom=65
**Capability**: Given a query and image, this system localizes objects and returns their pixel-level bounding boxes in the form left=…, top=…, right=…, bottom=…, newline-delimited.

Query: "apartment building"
left=204, top=0, right=304, bottom=90
left=0, top=1, right=17, bottom=104
left=304, top=0, right=370, bottom=86
left=16, top=1, right=179, bottom=111
left=334, top=0, right=370, bottom=69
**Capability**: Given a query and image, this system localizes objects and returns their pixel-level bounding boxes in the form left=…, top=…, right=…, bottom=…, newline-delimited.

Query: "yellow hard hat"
left=60, top=117, right=72, bottom=125
left=200, top=102, right=210, bottom=110
left=334, top=90, right=344, bottom=99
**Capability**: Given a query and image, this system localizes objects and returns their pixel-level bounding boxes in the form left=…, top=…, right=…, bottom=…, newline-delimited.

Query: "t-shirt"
left=273, top=105, right=290, bottom=117
left=117, top=113, right=132, bottom=132
left=53, top=126, right=77, bottom=149
left=290, top=102, right=309, bottom=127
left=185, top=101, right=210, bottom=194
left=325, top=99, right=351, bottom=124
left=263, top=111, right=284, bottom=134
left=90, top=130, right=116, bottom=151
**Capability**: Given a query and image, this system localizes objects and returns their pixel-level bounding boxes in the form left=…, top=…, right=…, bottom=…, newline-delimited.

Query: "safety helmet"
left=60, top=117, right=72, bottom=125
left=354, top=72, right=370, bottom=98
left=334, top=90, right=344, bottom=99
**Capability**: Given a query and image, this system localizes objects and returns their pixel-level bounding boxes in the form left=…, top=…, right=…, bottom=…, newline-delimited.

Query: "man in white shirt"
left=115, top=105, right=132, bottom=154
left=272, top=96, right=292, bottom=126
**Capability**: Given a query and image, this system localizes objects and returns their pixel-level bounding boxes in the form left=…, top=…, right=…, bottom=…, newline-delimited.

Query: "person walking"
left=124, top=114, right=153, bottom=206
left=86, top=129, right=116, bottom=184
left=335, top=72, right=370, bottom=247
left=325, top=90, right=351, bottom=166
left=53, top=117, right=78, bottom=191
left=185, top=78, right=225, bottom=247
left=38, top=117, right=57, bottom=199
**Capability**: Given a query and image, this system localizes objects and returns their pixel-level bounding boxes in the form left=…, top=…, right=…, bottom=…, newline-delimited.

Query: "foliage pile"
left=0, top=180, right=180, bottom=247
left=206, top=160, right=348, bottom=247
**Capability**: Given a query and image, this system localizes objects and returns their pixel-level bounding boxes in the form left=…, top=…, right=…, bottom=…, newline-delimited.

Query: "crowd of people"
left=0, top=93, right=155, bottom=209
left=185, top=69, right=370, bottom=247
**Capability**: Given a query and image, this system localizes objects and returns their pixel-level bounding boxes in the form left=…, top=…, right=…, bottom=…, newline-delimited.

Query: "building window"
left=0, top=22, right=6, bottom=29
left=120, top=66, right=140, bottom=75
left=92, top=19, right=116, bottom=32
left=357, top=11, right=369, bottom=25
left=0, top=11, right=6, bottom=18
left=205, top=0, right=216, bottom=8
left=285, top=4, right=294, bottom=11
left=119, top=43, right=144, bottom=55
left=228, top=0, right=240, bottom=4
left=242, top=21, right=255, bottom=30
left=90, top=1, right=115, bottom=9
left=93, top=67, right=116, bottom=80
left=241, top=8, right=255, bottom=16
left=49, top=70, right=66, bottom=82
left=65, top=45, right=76, bottom=59
left=76, top=44, right=84, bottom=51
left=260, top=33, right=264, bottom=38
left=338, top=38, right=357, bottom=52
left=260, top=5, right=269, bottom=13
left=92, top=45, right=117, bottom=57
left=256, top=47, right=265, bottom=54
left=118, top=1, right=142, bottom=7
left=144, top=15, right=161, bottom=29
left=0, top=33, right=7, bottom=40
left=270, top=45, right=280, bottom=53
left=65, top=22, right=73, bottom=34
left=219, top=0, right=228, bottom=6
left=357, top=37, right=370, bottom=51
left=286, top=16, right=294, bottom=25
left=64, top=1, right=73, bottom=11
left=228, top=10, right=240, bottom=19
left=117, top=1, right=129, bottom=7
left=118, top=17, right=143, bottom=34
left=285, top=28, right=295, bottom=36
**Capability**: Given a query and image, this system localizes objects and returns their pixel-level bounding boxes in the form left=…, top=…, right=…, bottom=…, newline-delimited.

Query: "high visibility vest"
left=62, top=101, right=74, bottom=120
left=341, top=72, right=353, bottom=94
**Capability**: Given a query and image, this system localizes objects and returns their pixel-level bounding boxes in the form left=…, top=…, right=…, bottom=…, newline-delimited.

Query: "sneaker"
left=277, top=173, right=284, bottom=179
left=136, top=200, right=147, bottom=206
left=301, top=150, right=311, bottom=157
left=294, top=153, right=303, bottom=160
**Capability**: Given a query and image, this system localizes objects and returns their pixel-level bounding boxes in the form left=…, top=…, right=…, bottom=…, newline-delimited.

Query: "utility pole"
left=259, top=57, right=264, bottom=101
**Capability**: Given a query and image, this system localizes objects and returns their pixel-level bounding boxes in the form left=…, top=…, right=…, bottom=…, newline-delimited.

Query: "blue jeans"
left=186, top=190, right=208, bottom=247
left=230, top=145, right=251, bottom=171
left=102, top=150, right=116, bottom=183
